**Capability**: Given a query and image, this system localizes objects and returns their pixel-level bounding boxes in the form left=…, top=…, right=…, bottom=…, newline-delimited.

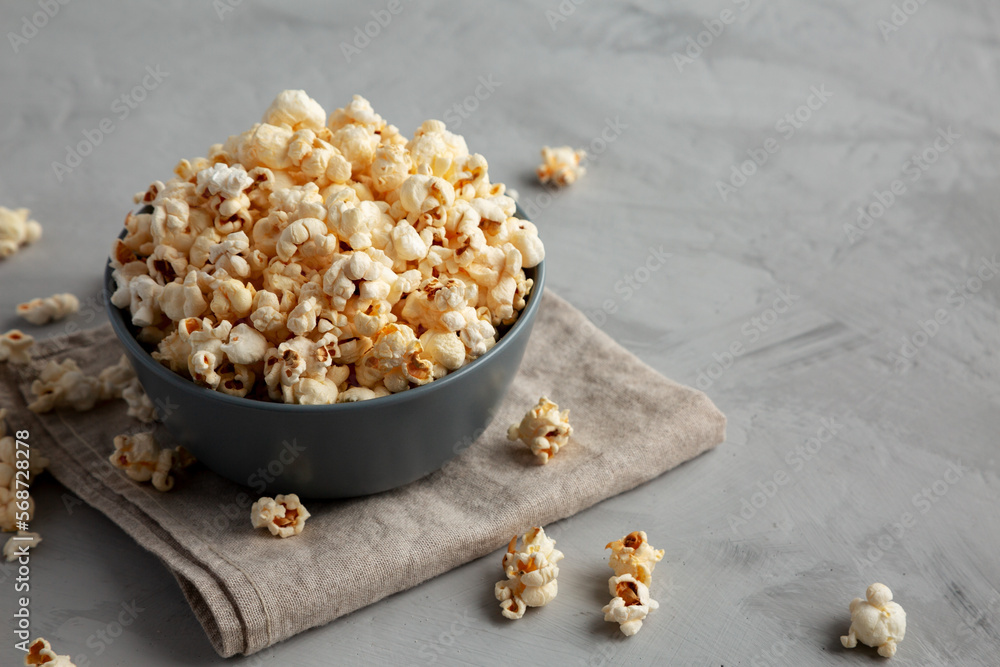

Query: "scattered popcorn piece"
left=494, top=526, right=564, bottom=619
left=536, top=146, right=586, bottom=187
left=1, top=424, right=50, bottom=487
left=602, top=574, right=659, bottom=637
left=121, top=380, right=158, bottom=423
left=605, top=531, right=664, bottom=587
left=841, top=583, right=907, bottom=658
left=0, top=206, right=42, bottom=258
left=251, top=493, right=310, bottom=538
left=108, top=432, right=192, bottom=492
left=0, top=329, right=35, bottom=364
left=28, top=359, right=104, bottom=413
left=4, top=531, right=41, bottom=562
left=16, top=293, right=80, bottom=325
left=507, top=396, right=572, bottom=463
left=24, top=637, right=76, bottom=666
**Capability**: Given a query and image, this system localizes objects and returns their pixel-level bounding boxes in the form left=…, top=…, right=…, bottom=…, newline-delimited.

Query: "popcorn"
left=4, top=531, right=41, bottom=562
left=110, top=91, right=543, bottom=404
left=536, top=145, right=586, bottom=186
left=0, top=329, right=35, bottom=364
left=602, top=574, right=659, bottom=636
left=841, top=583, right=907, bottom=658
left=16, top=293, right=80, bottom=326
left=263, top=89, right=327, bottom=132
left=122, top=380, right=158, bottom=422
left=28, top=359, right=104, bottom=413
left=251, top=493, right=310, bottom=538
left=494, top=526, right=564, bottom=619
left=605, top=531, right=664, bottom=587
left=507, top=397, right=573, bottom=464
left=109, top=432, right=193, bottom=492
left=1, top=415, right=50, bottom=486
left=0, top=486, right=33, bottom=532
left=0, top=206, right=42, bottom=258
left=24, top=637, right=76, bottom=666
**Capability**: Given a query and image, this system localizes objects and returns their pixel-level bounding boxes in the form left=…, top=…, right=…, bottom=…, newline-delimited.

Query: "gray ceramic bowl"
left=105, top=209, right=544, bottom=499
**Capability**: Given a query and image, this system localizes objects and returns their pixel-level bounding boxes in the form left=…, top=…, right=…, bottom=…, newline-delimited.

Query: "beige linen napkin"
left=0, top=290, right=726, bottom=657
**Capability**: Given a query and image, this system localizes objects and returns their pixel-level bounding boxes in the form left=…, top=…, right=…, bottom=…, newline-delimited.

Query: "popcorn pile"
left=602, top=531, right=664, bottom=636
left=0, top=206, right=42, bottom=259
left=507, top=396, right=573, bottom=463
left=109, top=432, right=194, bottom=492
left=841, top=583, right=907, bottom=658
left=110, top=90, right=544, bottom=405
left=494, top=526, right=564, bottom=619
left=251, top=493, right=310, bottom=538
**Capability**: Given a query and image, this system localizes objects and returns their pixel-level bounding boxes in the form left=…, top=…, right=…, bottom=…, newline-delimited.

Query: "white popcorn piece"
left=507, top=397, right=573, bottom=464
left=0, top=206, right=42, bottom=258
left=3, top=531, right=41, bottom=562
left=221, top=322, right=269, bottom=365
left=109, top=432, right=193, bottom=492
left=605, top=531, right=664, bottom=587
left=96, top=354, right=137, bottom=400
left=0, top=329, right=35, bottom=364
left=24, top=637, right=76, bottom=666
left=28, top=359, right=104, bottom=413
left=536, top=145, right=586, bottom=186
left=263, top=89, right=327, bottom=132
left=495, top=527, right=564, bottom=619
left=841, top=583, right=907, bottom=658
left=16, top=293, right=80, bottom=326
left=1, top=420, right=50, bottom=487
left=122, top=379, right=158, bottom=423
left=0, top=486, right=33, bottom=532
left=251, top=493, right=310, bottom=538
left=602, top=574, right=659, bottom=637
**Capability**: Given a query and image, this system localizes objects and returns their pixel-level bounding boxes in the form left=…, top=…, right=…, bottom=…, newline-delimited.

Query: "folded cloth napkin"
left=0, top=290, right=726, bottom=657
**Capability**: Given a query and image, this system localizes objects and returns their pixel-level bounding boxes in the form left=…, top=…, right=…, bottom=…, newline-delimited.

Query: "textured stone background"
left=1, top=0, right=998, bottom=664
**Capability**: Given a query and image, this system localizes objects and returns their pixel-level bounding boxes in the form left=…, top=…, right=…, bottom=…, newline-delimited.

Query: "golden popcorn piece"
left=16, top=293, right=79, bottom=326
left=109, top=432, right=193, bottom=492
left=0, top=329, right=35, bottom=364
left=494, top=526, right=564, bottom=619
left=602, top=574, right=659, bottom=637
left=24, top=637, right=76, bottom=666
left=251, top=493, right=311, bottom=538
left=507, top=397, right=573, bottom=464
left=536, top=145, right=586, bottom=186
left=0, top=206, right=42, bottom=259
left=605, top=530, right=664, bottom=587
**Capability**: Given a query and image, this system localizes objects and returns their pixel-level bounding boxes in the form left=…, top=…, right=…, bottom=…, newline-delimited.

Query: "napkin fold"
left=0, top=290, right=725, bottom=657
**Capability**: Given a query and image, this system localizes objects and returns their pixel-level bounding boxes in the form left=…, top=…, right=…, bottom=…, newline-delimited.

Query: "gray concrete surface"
left=2, top=1, right=999, bottom=664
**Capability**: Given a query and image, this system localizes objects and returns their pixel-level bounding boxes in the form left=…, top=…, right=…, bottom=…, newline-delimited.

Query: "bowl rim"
left=104, top=213, right=546, bottom=413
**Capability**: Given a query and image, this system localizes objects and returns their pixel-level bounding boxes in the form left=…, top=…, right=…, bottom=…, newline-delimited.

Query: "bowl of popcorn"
left=104, top=90, right=545, bottom=499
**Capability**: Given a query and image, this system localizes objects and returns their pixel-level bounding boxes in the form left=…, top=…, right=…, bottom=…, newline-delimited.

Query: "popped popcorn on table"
left=0, top=206, right=42, bottom=259
left=507, top=396, right=572, bottom=464
left=494, top=526, right=564, bottom=619
left=109, top=432, right=193, bottom=492
left=605, top=530, right=664, bottom=587
left=3, top=531, right=41, bottom=562
left=840, top=583, right=907, bottom=658
left=109, top=90, right=543, bottom=405
left=0, top=329, right=35, bottom=364
left=251, top=493, right=310, bottom=538
left=24, top=637, right=76, bottom=666
left=602, top=573, right=659, bottom=637
left=536, top=145, right=586, bottom=187
left=15, top=293, right=80, bottom=325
